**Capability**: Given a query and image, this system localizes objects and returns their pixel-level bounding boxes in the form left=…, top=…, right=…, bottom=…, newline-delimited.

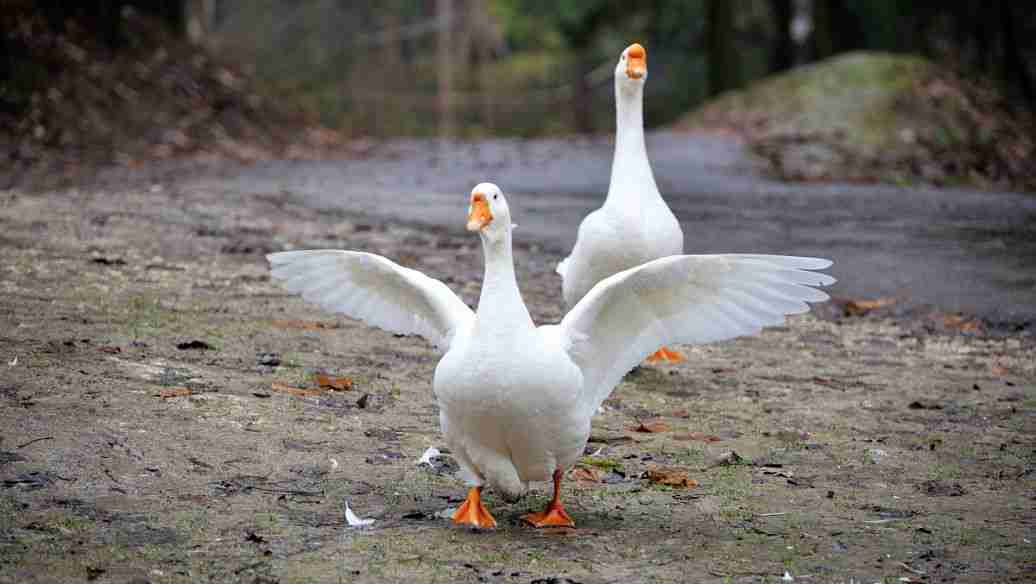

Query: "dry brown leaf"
left=628, top=420, right=670, bottom=433
left=98, top=345, right=122, bottom=354
left=990, top=359, right=1009, bottom=377
left=670, top=408, right=691, bottom=419
left=672, top=432, right=722, bottom=443
left=157, top=387, right=192, bottom=398
left=271, top=319, right=337, bottom=331
left=645, top=466, right=698, bottom=488
left=270, top=382, right=323, bottom=397
left=843, top=296, right=897, bottom=316
left=943, top=313, right=984, bottom=334
left=313, top=374, right=353, bottom=391
left=569, top=467, right=601, bottom=484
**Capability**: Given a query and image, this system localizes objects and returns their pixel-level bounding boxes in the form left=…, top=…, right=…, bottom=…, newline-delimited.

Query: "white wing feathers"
left=267, top=250, right=473, bottom=351
left=559, top=254, right=835, bottom=410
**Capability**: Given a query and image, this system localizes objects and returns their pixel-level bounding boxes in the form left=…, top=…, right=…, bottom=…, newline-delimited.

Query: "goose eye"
left=493, top=194, right=498, bottom=200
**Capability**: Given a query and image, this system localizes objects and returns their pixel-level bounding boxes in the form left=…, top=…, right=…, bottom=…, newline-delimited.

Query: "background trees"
left=3, top=1, right=1033, bottom=136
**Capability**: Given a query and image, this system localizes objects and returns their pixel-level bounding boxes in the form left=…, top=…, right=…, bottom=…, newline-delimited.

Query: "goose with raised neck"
left=557, top=43, right=686, bottom=365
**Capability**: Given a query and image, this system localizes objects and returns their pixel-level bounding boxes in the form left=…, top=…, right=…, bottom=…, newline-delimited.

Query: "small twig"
left=103, top=467, right=121, bottom=484
left=758, top=512, right=788, bottom=517
left=17, top=436, right=53, bottom=449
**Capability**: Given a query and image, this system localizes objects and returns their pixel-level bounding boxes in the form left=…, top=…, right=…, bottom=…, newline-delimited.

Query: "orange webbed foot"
left=451, top=487, right=497, bottom=529
left=521, top=502, right=575, bottom=528
left=522, top=468, right=576, bottom=528
left=645, top=346, right=685, bottom=364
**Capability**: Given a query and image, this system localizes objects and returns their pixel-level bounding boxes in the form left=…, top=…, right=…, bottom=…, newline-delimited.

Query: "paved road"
left=187, top=132, right=1036, bottom=324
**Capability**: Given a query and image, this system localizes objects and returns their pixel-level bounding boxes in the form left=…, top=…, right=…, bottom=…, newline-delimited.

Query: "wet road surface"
left=188, top=132, right=1036, bottom=323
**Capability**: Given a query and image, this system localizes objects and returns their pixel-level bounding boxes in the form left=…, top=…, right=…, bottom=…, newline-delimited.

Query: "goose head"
left=466, top=182, right=513, bottom=244
left=615, top=42, right=647, bottom=90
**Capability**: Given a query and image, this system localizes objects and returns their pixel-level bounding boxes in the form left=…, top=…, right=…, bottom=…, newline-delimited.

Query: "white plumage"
left=558, top=43, right=684, bottom=311
left=268, top=182, right=834, bottom=528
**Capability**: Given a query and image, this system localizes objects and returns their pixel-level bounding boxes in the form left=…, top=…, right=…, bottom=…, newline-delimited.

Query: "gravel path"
left=170, top=131, right=1036, bottom=325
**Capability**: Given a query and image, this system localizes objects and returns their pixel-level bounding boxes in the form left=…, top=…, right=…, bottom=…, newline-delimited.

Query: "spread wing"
left=558, top=254, right=834, bottom=410
left=267, top=250, right=474, bottom=351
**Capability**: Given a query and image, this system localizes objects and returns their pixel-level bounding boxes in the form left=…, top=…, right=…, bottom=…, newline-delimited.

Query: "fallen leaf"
left=990, top=360, right=1009, bottom=376
left=98, top=345, right=121, bottom=354
left=270, top=383, right=322, bottom=397
left=672, top=432, right=722, bottom=443
left=842, top=296, right=897, bottom=316
left=943, top=313, right=984, bottom=334
left=569, top=467, right=601, bottom=483
left=628, top=420, right=670, bottom=433
left=670, top=408, right=691, bottom=418
left=644, top=466, right=698, bottom=488
left=157, top=387, right=192, bottom=398
left=271, top=319, right=338, bottom=330
left=314, top=374, right=352, bottom=391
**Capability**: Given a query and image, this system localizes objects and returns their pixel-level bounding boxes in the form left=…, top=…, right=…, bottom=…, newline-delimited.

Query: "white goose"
left=268, top=182, right=834, bottom=529
left=557, top=43, right=686, bottom=363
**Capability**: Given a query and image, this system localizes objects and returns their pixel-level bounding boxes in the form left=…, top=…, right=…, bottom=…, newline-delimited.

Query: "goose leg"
left=521, top=469, right=575, bottom=527
left=645, top=346, right=685, bottom=364
left=451, top=486, right=497, bottom=529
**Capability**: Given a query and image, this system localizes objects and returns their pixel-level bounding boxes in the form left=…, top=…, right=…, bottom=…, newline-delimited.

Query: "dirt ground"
left=0, top=173, right=1033, bottom=584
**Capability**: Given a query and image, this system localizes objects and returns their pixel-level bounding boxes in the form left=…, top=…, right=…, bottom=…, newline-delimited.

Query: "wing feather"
left=559, top=254, right=834, bottom=410
left=267, top=250, right=473, bottom=351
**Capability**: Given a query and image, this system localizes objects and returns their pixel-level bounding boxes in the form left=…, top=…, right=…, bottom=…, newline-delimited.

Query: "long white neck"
left=605, top=81, right=661, bottom=208
left=474, top=229, right=533, bottom=334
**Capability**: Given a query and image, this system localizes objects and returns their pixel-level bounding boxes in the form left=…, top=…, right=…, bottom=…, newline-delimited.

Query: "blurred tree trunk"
left=811, top=0, right=863, bottom=61
left=468, top=0, right=496, bottom=133
left=572, top=53, right=594, bottom=132
left=811, top=0, right=833, bottom=59
left=769, top=0, right=794, bottom=73
left=436, top=0, right=454, bottom=137
left=707, top=0, right=737, bottom=95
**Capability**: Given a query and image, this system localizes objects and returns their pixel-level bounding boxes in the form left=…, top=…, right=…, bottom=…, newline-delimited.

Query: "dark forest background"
left=4, top=0, right=1034, bottom=136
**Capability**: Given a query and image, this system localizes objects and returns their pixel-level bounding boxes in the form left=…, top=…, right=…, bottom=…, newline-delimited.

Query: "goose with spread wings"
left=267, top=182, right=834, bottom=529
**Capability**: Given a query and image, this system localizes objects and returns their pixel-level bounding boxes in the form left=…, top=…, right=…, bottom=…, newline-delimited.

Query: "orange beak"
left=626, top=43, right=646, bottom=79
left=467, top=192, right=493, bottom=231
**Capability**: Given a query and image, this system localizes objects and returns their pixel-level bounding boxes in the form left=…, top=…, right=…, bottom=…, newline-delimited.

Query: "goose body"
left=559, top=44, right=682, bottom=310
left=559, top=43, right=688, bottom=364
left=268, top=182, right=834, bottom=528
